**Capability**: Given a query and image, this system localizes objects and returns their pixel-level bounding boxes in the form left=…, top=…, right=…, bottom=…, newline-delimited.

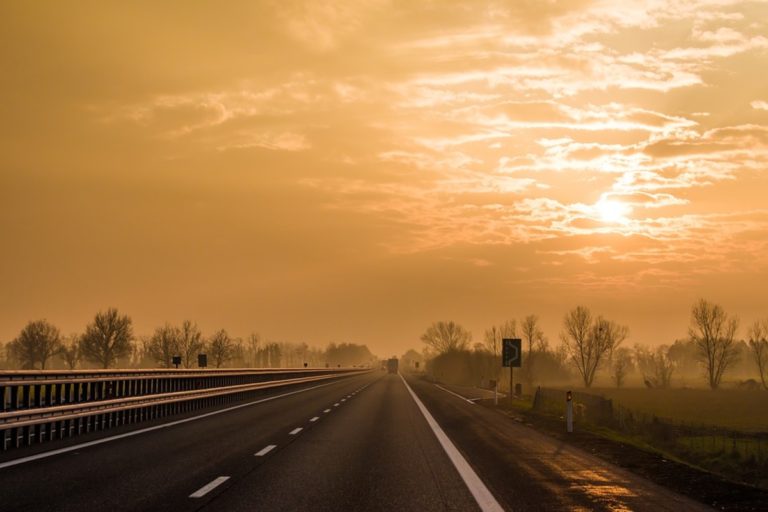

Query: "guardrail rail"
left=0, top=367, right=368, bottom=452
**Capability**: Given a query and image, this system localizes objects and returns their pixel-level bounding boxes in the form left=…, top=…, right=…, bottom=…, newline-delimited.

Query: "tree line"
left=0, top=308, right=377, bottom=370
left=415, top=298, right=768, bottom=391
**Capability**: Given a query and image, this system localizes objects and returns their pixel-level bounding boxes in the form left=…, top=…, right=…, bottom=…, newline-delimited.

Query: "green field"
left=590, top=387, right=768, bottom=432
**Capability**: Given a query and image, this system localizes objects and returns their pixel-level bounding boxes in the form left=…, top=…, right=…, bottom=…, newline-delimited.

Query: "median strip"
left=189, top=476, right=230, bottom=498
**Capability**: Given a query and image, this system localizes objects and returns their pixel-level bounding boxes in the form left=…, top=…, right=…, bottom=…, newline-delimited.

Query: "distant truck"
left=386, top=358, right=399, bottom=374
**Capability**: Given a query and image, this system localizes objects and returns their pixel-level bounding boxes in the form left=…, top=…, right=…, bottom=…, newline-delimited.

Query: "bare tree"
left=8, top=320, right=63, bottom=369
left=178, top=320, right=204, bottom=368
left=79, top=308, right=134, bottom=369
left=483, top=326, right=501, bottom=358
left=146, top=323, right=181, bottom=368
left=651, top=346, right=675, bottom=388
left=520, top=314, right=546, bottom=386
left=612, top=347, right=634, bottom=388
left=521, top=315, right=546, bottom=354
left=421, top=321, right=472, bottom=354
left=60, top=334, right=81, bottom=370
left=209, top=329, right=234, bottom=368
left=247, top=332, right=261, bottom=367
left=689, top=299, right=739, bottom=390
left=634, top=345, right=675, bottom=388
left=560, top=306, right=628, bottom=388
left=748, top=319, right=768, bottom=390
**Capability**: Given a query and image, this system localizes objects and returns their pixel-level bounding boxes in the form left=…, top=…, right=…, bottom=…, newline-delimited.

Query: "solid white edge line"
left=400, top=374, right=505, bottom=512
left=0, top=379, right=348, bottom=470
left=189, top=476, right=230, bottom=498
left=310, top=416, right=319, bottom=422
left=289, top=427, right=303, bottom=435
left=255, top=444, right=277, bottom=456
left=434, top=384, right=476, bottom=405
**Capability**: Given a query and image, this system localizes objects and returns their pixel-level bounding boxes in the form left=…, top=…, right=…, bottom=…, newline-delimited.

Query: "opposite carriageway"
left=0, top=367, right=369, bottom=451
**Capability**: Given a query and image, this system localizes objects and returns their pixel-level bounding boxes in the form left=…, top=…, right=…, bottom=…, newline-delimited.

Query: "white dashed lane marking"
left=190, top=476, right=230, bottom=498
left=255, top=445, right=276, bottom=456
left=310, top=416, right=319, bottom=422
left=289, top=427, right=303, bottom=435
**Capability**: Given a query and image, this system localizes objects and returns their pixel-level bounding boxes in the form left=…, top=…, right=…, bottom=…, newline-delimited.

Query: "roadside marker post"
left=566, top=390, right=573, bottom=433
left=489, top=379, right=498, bottom=406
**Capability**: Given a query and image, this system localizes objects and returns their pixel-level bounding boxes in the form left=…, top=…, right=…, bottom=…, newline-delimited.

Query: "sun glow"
left=595, top=199, right=632, bottom=224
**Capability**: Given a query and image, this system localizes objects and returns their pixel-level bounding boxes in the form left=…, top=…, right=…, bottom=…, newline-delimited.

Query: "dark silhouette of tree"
left=421, top=321, right=472, bottom=354
left=689, top=299, right=739, bottom=390
left=246, top=333, right=261, bottom=367
left=324, top=342, right=374, bottom=367
left=178, top=320, right=204, bottom=368
left=520, top=314, right=547, bottom=386
left=60, top=334, right=81, bottom=370
left=209, top=329, right=234, bottom=368
left=560, top=306, right=628, bottom=388
left=645, top=345, right=675, bottom=388
left=146, top=323, right=181, bottom=368
left=747, top=319, right=768, bottom=390
left=79, top=308, right=134, bottom=369
left=483, top=320, right=516, bottom=357
left=8, top=319, right=63, bottom=369
left=612, top=347, right=634, bottom=388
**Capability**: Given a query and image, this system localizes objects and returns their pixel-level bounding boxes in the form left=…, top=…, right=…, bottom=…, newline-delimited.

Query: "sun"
left=595, top=199, right=632, bottom=224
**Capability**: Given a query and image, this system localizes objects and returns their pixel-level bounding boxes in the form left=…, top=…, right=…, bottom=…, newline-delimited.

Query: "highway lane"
left=0, top=371, right=383, bottom=512
left=200, top=372, right=484, bottom=512
left=407, top=376, right=713, bottom=512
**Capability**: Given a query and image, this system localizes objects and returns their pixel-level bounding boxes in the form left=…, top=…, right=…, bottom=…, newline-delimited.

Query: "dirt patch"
left=483, top=399, right=768, bottom=512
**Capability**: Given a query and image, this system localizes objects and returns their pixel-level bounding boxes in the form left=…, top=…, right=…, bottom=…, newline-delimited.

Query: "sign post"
left=502, top=338, right=522, bottom=400
left=566, top=390, right=573, bottom=433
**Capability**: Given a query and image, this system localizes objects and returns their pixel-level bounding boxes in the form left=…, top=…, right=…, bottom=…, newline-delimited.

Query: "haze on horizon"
left=1, top=1, right=767, bottom=357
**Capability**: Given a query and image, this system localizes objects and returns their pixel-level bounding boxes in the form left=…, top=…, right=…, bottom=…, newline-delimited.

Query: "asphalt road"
left=0, top=371, right=714, bottom=512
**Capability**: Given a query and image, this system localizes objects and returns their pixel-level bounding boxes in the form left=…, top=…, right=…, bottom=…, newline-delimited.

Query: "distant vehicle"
left=386, top=358, right=399, bottom=374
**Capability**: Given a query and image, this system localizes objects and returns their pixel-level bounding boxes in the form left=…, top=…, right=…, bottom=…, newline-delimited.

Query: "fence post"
left=566, top=390, right=573, bottom=433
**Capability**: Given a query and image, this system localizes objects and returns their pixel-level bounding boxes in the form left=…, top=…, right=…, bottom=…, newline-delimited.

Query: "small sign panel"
left=502, top=338, right=522, bottom=367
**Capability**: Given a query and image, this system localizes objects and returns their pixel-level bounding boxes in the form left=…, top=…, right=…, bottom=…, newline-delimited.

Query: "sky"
left=1, top=1, right=767, bottom=358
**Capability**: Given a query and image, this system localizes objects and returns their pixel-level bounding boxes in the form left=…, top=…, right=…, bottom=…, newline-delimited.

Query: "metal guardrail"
left=0, top=368, right=369, bottom=452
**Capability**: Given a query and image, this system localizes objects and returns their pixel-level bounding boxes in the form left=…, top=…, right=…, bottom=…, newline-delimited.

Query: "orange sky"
left=1, top=1, right=767, bottom=357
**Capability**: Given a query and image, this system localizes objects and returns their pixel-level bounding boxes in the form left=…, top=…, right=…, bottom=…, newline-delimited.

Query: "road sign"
left=502, top=338, right=522, bottom=367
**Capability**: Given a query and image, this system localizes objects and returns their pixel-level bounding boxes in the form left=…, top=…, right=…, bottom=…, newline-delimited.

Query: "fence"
left=532, top=386, right=768, bottom=485
left=0, top=367, right=368, bottom=452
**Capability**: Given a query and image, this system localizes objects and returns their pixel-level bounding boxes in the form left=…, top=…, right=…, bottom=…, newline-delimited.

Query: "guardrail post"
left=10, top=385, right=18, bottom=410
left=23, top=385, right=31, bottom=409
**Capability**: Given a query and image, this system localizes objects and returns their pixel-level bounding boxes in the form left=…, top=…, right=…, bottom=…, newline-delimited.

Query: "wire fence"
left=532, top=386, right=768, bottom=484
